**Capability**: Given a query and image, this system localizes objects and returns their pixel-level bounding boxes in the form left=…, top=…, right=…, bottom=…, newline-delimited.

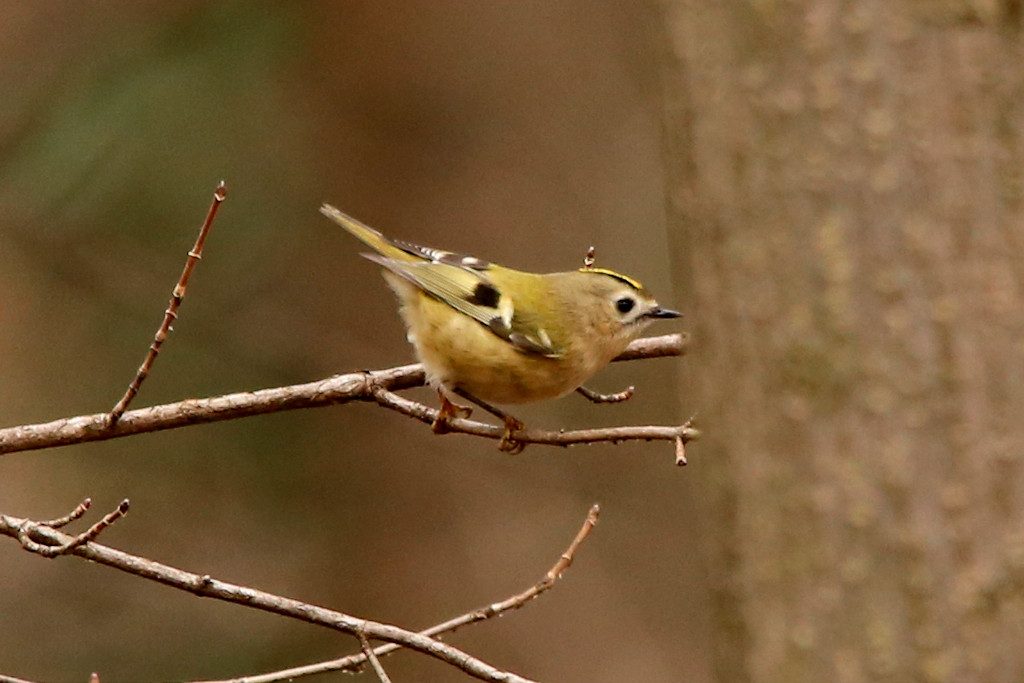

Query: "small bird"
left=321, top=204, right=681, bottom=451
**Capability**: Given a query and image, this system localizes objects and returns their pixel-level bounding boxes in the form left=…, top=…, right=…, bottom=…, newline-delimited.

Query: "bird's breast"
left=400, top=293, right=599, bottom=404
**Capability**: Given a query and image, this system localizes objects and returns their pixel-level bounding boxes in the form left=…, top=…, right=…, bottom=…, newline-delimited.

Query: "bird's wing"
left=364, top=255, right=562, bottom=358
left=322, top=204, right=561, bottom=357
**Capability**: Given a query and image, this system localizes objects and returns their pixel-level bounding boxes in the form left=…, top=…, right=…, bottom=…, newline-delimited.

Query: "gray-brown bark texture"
left=658, top=2, right=1024, bottom=682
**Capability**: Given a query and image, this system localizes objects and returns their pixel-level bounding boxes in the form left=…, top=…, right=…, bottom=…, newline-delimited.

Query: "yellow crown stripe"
left=578, top=267, right=643, bottom=290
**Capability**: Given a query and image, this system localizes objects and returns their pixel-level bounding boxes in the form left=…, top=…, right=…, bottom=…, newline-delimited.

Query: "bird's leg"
left=576, top=385, right=635, bottom=404
left=432, top=389, right=473, bottom=434
left=453, top=388, right=526, bottom=454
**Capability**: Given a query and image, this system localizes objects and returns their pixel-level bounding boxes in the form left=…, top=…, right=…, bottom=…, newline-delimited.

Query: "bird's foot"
left=432, top=392, right=473, bottom=434
left=498, top=415, right=526, bottom=454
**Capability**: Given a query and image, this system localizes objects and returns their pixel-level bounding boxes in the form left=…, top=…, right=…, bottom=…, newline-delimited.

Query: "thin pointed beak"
left=646, top=307, right=682, bottom=319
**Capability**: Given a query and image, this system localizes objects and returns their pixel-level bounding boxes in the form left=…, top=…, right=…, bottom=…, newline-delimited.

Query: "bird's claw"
left=498, top=415, right=526, bottom=454
left=432, top=393, right=472, bottom=434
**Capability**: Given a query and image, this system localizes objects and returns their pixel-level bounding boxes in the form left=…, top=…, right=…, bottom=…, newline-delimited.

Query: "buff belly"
left=387, top=278, right=596, bottom=404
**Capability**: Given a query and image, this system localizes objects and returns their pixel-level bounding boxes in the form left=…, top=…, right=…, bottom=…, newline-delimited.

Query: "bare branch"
left=109, top=181, right=228, bottom=424
left=0, top=674, right=39, bottom=683
left=15, top=499, right=129, bottom=558
left=39, top=497, right=92, bottom=528
left=0, top=333, right=689, bottom=457
left=372, top=388, right=697, bottom=461
left=0, top=507, right=535, bottom=683
left=479, top=503, right=599, bottom=613
left=358, top=632, right=393, bottom=683
left=576, top=384, right=635, bottom=404
left=192, top=505, right=601, bottom=683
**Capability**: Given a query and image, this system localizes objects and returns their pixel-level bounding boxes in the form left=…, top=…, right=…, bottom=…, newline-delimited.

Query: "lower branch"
left=0, top=507, right=534, bottom=683
left=193, top=505, right=601, bottom=683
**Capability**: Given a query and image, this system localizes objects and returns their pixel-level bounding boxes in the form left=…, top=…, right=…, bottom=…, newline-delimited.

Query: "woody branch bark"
left=0, top=333, right=691, bottom=457
left=109, top=181, right=227, bottom=424
left=371, top=387, right=696, bottom=463
left=192, top=505, right=600, bottom=683
left=1, top=503, right=601, bottom=683
left=0, top=503, right=538, bottom=683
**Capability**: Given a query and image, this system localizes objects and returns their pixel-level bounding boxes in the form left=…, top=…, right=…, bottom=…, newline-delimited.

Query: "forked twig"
left=0, top=504, right=535, bottom=683
left=358, top=632, right=393, bottom=683
left=190, top=505, right=601, bottom=683
left=109, top=181, right=228, bottom=424
left=372, top=387, right=698, bottom=463
left=15, top=499, right=130, bottom=558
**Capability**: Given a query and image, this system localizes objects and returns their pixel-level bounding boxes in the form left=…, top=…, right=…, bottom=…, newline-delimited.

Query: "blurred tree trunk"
left=657, top=2, right=1024, bottom=682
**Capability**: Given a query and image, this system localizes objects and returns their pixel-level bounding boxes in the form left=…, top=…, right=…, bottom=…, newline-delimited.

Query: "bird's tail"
left=320, top=204, right=411, bottom=261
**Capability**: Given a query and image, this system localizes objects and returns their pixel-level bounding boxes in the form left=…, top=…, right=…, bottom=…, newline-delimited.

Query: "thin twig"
left=485, top=503, right=599, bottom=610
left=15, top=500, right=130, bottom=558
left=358, top=632, right=393, bottom=683
left=190, top=505, right=601, bottom=683
left=109, top=181, right=228, bottom=424
left=576, top=385, right=635, bottom=404
left=39, top=497, right=91, bottom=528
left=0, top=334, right=689, bottom=456
left=0, top=509, right=534, bottom=683
left=582, top=245, right=596, bottom=269
left=372, top=388, right=698, bottom=461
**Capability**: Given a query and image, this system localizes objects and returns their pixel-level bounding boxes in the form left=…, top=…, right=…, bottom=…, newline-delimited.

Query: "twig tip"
left=583, top=246, right=596, bottom=269
left=674, top=437, right=687, bottom=466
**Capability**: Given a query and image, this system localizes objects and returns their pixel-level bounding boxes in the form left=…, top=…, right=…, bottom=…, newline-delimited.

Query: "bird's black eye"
left=615, top=297, right=636, bottom=314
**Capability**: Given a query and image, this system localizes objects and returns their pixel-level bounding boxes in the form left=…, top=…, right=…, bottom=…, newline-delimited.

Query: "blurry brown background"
left=0, top=3, right=701, bottom=683
left=4, top=2, right=1024, bottom=683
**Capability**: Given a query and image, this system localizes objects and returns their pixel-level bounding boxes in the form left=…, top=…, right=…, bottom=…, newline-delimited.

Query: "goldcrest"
left=320, top=204, right=680, bottom=449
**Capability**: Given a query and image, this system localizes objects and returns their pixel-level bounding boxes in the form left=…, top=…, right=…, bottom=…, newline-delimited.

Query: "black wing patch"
left=367, top=231, right=562, bottom=358
left=467, top=282, right=501, bottom=308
